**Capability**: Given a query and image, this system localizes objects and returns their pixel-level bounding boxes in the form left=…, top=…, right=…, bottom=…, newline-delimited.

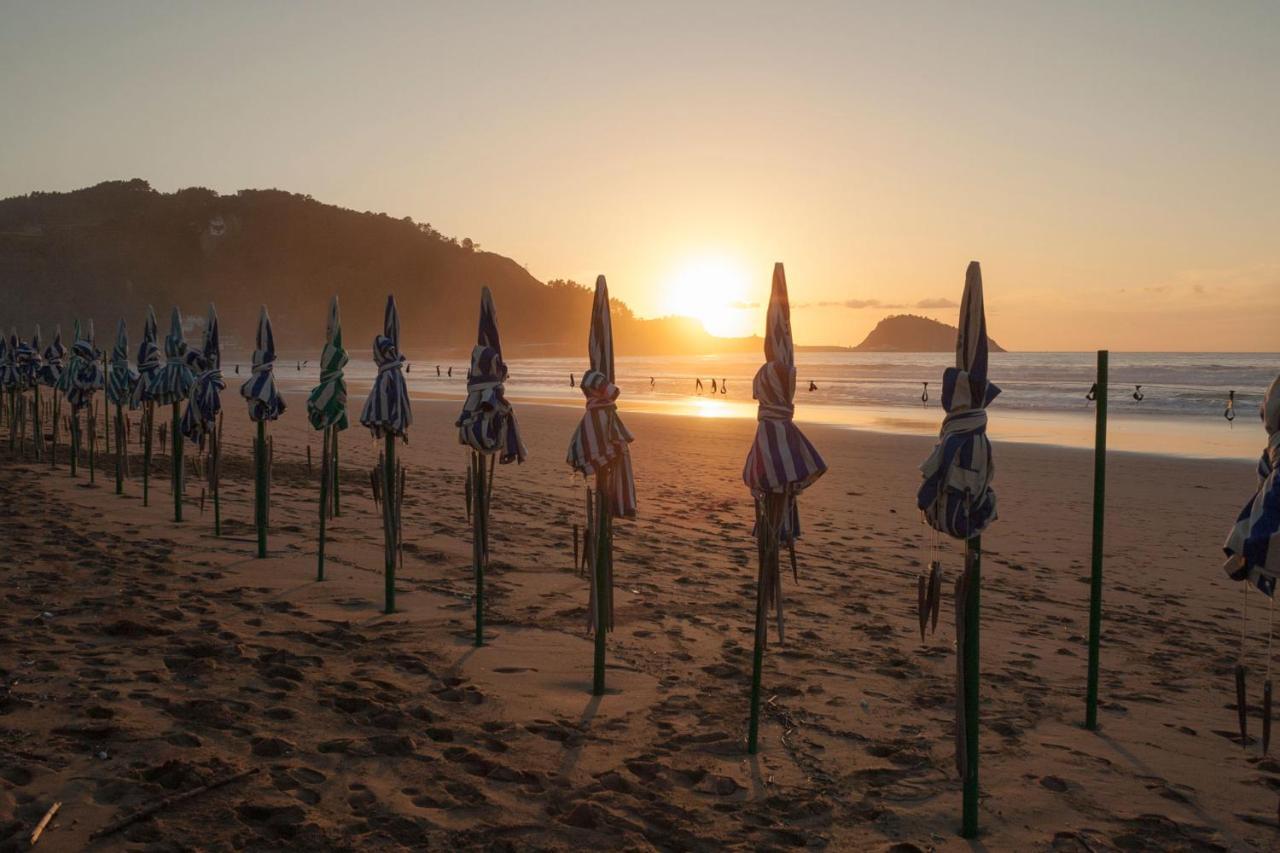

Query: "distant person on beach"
left=710, top=378, right=717, bottom=394
left=570, top=373, right=575, bottom=387
left=436, top=365, right=441, bottom=377
left=695, top=378, right=703, bottom=394
left=650, top=376, right=655, bottom=389
left=234, top=364, right=239, bottom=374
left=720, top=378, right=727, bottom=395
left=448, top=366, right=453, bottom=378
left=809, top=380, right=818, bottom=392
left=406, top=363, right=411, bottom=373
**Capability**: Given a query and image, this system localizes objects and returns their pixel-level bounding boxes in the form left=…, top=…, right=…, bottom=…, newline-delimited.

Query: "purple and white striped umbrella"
left=743, top=263, right=828, bottom=540
left=567, top=275, right=635, bottom=518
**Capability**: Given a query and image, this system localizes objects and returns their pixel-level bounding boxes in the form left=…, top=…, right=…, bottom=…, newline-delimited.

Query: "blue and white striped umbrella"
left=132, top=306, right=162, bottom=406
left=105, top=319, right=139, bottom=407
left=360, top=295, right=411, bottom=439
left=917, top=261, right=1000, bottom=539
left=149, top=307, right=195, bottom=405
left=11, top=329, right=36, bottom=390
left=567, top=275, right=635, bottom=517
left=22, top=326, right=42, bottom=389
left=38, top=326, right=64, bottom=388
left=1224, top=375, right=1280, bottom=595
left=181, top=304, right=225, bottom=443
left=306, top=296, right=349, bottom=431
left=240, top=305, right=285, bottom=421
left=0, top=329, right=16, bottom=391
left=61, top=320, right=104, bottom=412
left=457, top=287, right=526, bottom=463
left=743, top=263, right=828, bottom=541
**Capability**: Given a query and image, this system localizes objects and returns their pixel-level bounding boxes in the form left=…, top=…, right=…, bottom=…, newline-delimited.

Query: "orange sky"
left=2, top=3, right=1277, bottom=350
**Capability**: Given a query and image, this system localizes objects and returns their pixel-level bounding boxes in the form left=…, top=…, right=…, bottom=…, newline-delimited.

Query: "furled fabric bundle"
left=917, top=261, right=1000, bottom=539
left=742, top=263, right=828, bottom=544
left=60, top=321, right=104, bottom=411
left=457, top=287, right=526, bottom=464
left=132, top=306, right=162, bottom=406
left=306, top=296, right=349, bottom=431
left=0, top=330, right=16, bottom=391
left=37, top=326, right=64, bottom=388
left=149, top=307, right=195, bottom=405
left=181, top=304, right=225, bottom=443
left=1224, top=375, right=1280, bottom=594
left=360, top=296, right=411, bottom=439
left=240, top=306, right=285, bottom=421
left=105, top=319, right=139, bottom=408
left=21, top=326, right=42, bottom=389
left=567, top=276, right=635, bottom=518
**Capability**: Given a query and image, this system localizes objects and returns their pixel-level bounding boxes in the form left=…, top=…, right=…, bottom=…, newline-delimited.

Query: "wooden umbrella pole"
left=317, top=425, right=331, bottom=581
left=171, top=402, right=182, bottom=521
left=383, top=435, right=397, bottom=613
left=961, top=535, right=982, bottom=839
left=255, top=421, right=267, bottom=557
left=592, top=468, right=610, bottom=696
left=1085, top=349, right=1109, bottom=730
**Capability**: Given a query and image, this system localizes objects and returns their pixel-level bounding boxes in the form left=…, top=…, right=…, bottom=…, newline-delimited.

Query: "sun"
left=662, top=254, right=756, bottom=338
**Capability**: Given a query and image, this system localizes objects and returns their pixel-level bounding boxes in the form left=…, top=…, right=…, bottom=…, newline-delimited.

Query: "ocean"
left=263, top=351, right=1278, bottom=461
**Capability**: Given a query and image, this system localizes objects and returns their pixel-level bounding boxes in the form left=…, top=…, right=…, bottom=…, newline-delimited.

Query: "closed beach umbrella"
left=60, top=320, right=105, bottom=479
left=1223, top=373, right=1280, bottom=753
left=1, top=330, right=15, bottom=447
left=241, top=305, right=285, bottom=557
left=181, top=304, right=226, bottom=534
left=360, top=295, right=411, bottom=613
left=916, top=260, right=999, bottom=838
left=742, top=263, right=828, bottom=754
left=566, top=275, right=635, bottom=695
left=132, top=306, right=162, bottom=505
left=39, top=326, right=65, bottom=466
left=457, top=286, right=527, bottom=645
left=307, top=296, right=349, bottom=579
left=24, top=326, right=42, bottom=460
left=106, top=319, right=139, bottom=494
left=152, top=307, right=196, bottom=522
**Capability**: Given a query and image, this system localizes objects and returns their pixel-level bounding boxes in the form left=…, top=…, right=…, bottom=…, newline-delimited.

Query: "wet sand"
left=0, top=396, right=1274, bottom=850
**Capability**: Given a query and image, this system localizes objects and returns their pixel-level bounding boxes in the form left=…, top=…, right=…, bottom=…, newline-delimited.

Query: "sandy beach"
left=0, top=396, right=1274, bottom=851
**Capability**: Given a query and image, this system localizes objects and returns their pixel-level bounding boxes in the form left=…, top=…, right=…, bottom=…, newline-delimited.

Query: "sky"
left=2, top=1, right=1278, bottom=351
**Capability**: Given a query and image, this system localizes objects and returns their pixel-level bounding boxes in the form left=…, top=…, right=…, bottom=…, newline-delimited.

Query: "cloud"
left=792, top=297, right=956, bottom=310
left=914, top=297, right=958, bottom=309
left=728, top=300, right=760, bottom=309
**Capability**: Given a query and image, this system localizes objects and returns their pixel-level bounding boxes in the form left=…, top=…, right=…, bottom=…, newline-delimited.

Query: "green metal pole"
left=474, top=451, right=485, bottom=647
left=141, top=403, right=152, bottom=506
left=88, top=403, right=96, bottom=485
left=70, top=410, right=79, bottom=477
left=255, top=420, right=267, bottom=557
left=50, top=394, right=60, bottom=469
left=592, top=472, right=609, bottom=696
left=317, top=426, right=330, bottom=581
left=383, top=435, right=396, bottom=613
left=212, top=418, right=222, bottom=537
left=332, top=430, right=341, bottom=517
left=961, top=536, right=981, bottom=838
left=115, top=399, right=124, bottom=495
left=1085, top=350, right=1109, bottom=730
left=747, top=514, right=768, bottom=753
left=171, top=402, right=182, bottom=521
left=32, top=385, right=41, bottom=461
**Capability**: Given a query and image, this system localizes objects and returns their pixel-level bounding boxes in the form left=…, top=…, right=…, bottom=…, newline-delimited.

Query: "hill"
left=853, top=314, right=1005, bottom=353
left=0, top=180, right=756, bottom=358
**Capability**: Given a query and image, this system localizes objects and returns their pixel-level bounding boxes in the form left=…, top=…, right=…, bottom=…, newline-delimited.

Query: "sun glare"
left=662, top=254, right=755, bottom=338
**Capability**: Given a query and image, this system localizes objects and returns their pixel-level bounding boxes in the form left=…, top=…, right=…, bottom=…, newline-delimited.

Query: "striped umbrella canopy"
left=132, top=306, right=162, bottom=406
left=12, top=329, right=37, bottom=390
left=181, top=304, right=225, bottom=442
left=1224, top=374, right=1280, bottom=595
left=567, top=276, right=635, bottom=517
left=105, top=319, right=139, bottom=407
left=457, top=287, right=526, bottom=463
left=22, top=326, right=42, bottom=389
left=61, top=320, right=104, bottom=411
left=917, top=261, right=1000, bottom=538
left=37, top=326, right=64, bottom=388
left=149, top=307, right=195, bottom=405
left=306, top=296, right=349, bottom=431
left=743, top=263, right=828, bottom=541
left=359, top=295, right=411, bottom=439
left=240, top=305, right=285, bottom=421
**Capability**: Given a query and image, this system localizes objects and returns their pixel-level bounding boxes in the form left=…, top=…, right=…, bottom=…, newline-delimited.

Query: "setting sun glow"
left=661, top=255, right=755, bottom=338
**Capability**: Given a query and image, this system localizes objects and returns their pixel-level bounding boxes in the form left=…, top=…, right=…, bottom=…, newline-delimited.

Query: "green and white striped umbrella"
left=306, top=296, right=349, bottom=431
